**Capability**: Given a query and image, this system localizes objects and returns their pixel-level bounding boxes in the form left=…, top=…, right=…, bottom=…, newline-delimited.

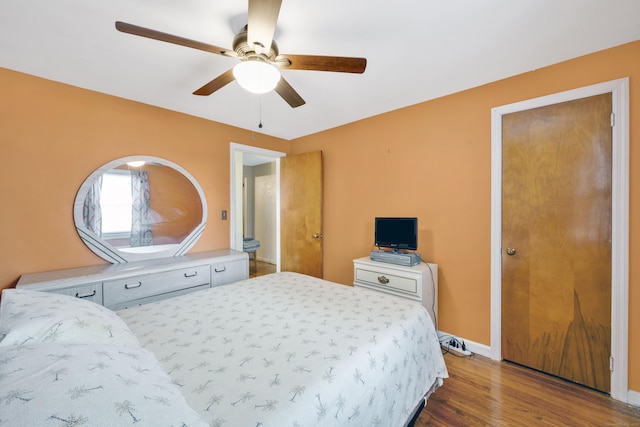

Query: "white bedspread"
left=117, top=272, right=448, bottom=427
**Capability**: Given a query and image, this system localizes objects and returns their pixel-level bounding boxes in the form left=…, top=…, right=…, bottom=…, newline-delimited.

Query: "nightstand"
left=353, top=256, right=438, bottom=327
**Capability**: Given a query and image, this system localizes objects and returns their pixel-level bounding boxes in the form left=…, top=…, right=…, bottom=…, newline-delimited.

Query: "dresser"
left=353, top=257, right=438, bottom=327
left=16, top=249, right=248, bottom=310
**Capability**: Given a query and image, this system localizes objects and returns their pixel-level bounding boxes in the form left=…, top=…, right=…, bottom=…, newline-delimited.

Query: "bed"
left=0, top=271, right=448, bottom=427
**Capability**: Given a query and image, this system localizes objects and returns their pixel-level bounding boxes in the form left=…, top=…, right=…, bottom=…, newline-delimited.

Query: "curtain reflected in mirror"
left=74, top=156, right=207, bottom=263
left=83, top=175, right=103, bottom=237
left=130, top=170, right=153, bottom=247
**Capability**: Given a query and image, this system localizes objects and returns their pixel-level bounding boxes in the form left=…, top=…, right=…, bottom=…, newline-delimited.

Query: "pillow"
left=0, top=289, right=140, bottom=347
left=0, top=343, right=209, bottom=427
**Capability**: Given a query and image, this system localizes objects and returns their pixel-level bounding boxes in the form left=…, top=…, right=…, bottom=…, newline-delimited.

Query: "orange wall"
left=0, top=67, right=289, bottom=290
left=1, top=40, right=638, bottom=392
left=290, top=41, right=640, bottom=390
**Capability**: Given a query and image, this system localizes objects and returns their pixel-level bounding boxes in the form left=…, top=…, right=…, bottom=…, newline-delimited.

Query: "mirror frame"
left=73, top=155, right=208, bottom=263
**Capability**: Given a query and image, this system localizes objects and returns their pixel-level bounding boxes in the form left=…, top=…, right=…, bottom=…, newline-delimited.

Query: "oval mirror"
left=73, top=156, right=207, bottom=263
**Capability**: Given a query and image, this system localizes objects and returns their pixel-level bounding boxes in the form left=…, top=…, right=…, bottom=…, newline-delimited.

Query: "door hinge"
left=610, top=356, right=614, bottom=371
left=611, top=112, right=615, bottom=127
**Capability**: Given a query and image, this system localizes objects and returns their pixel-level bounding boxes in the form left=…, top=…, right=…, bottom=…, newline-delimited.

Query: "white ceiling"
left=1, top=1, right=639, bottom=140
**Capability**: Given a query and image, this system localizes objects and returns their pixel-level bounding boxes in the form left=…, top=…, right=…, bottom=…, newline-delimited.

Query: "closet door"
left=501, top=93, right=612, bottom=392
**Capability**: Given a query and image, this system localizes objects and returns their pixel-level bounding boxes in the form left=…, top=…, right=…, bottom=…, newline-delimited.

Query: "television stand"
left=353, top=257, right=438, bottom=327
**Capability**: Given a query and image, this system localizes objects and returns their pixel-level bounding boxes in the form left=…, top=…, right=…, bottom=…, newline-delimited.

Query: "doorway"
left=489, top=79, right=629, bottom=401
left=230, top=143, right=285, bottom=274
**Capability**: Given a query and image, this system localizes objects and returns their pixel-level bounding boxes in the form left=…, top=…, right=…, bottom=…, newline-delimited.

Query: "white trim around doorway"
left=489, top=78, right=630, bottom=402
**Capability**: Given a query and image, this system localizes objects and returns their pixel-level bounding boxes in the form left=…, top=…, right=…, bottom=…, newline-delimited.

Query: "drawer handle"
left=377, top=275, right=390, bottom=284
left=214, top=267, right=226, bottom=273
left=75, top=290, right=96, bottom=298
left=184, top=271, right=198, bottom=278
left=124, top=282, right=142, bottom=290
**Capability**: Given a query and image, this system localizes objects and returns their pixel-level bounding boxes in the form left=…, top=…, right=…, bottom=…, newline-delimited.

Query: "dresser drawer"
left=212, top=259, right=248, bottom=286
left=52, top=283, right=103, bottom=305
left=109, top=283, right=210, bottom=311
left=355, top=267, right=418, bottom=296
left=103, top=264, right=210, bottom=308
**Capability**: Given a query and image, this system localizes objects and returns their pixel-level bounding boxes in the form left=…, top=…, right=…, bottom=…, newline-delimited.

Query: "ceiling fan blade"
left=275, top=54, right=367, bottom=74
left=115, top=21, right=237, bottom=58
left=274, top=77, right=305, bottom=108
left=193, top=68, right=236, bottom=96
left=247, top=0, right=282, bottom=55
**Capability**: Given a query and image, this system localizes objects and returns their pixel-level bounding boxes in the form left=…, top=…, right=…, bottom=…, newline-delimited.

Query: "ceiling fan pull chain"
left=258, top=95, right=263, bottom=129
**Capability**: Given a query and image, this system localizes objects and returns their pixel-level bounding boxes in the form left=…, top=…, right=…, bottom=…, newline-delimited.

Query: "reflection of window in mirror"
left=101, top=170, right=132, bottom=237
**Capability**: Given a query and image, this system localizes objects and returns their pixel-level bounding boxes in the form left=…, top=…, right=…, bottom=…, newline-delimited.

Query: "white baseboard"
left=437, top=330, right=491, bottom=358
left=628, top=389, right=640, bottom=407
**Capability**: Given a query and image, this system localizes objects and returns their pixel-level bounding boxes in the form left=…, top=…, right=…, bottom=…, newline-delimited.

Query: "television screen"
left=374, top=217, right=418, bottom=251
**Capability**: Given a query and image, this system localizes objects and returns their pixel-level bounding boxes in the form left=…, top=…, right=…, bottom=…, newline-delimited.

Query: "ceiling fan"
left=115, top=0, right=367, bottom=108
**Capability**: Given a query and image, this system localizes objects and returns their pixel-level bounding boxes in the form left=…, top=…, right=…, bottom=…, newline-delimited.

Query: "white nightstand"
left=353, top=257, right=438, bottom=327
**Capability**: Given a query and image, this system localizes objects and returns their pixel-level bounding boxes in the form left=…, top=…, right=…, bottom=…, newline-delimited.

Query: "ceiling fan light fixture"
left=233, top=59, right=281, bottom=94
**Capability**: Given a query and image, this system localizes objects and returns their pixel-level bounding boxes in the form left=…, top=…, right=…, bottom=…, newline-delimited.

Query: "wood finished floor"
left=249, top=259, right=276, bottom=278
left=416, top=352, right=640, bottom=426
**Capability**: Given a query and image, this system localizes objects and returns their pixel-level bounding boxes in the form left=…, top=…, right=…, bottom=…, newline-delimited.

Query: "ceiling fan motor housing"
left=233, top=27, right=279, bottom=62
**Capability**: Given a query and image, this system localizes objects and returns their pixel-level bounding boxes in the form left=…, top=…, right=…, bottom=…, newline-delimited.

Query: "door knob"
left=506, top=248, right=517, bottom=256
left=312, top=233, right=323, bottom=239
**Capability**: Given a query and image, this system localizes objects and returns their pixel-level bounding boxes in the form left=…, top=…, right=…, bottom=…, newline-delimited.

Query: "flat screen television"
left=374, top=217, right=418, bottom=251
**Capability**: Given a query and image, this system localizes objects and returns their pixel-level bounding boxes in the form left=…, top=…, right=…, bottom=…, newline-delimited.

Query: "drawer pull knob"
left=215, top=267, right=226, bottom=273
left=377, top=275, right=390, bottom=284
left=184, top=271, right=198, bottom=278
left=125, top=282, right=142, bottom=290
left=76, top=290, right=96, bottom=298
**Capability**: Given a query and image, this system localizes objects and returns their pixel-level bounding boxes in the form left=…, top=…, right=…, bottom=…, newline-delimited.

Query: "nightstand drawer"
left=103, top=264, right=210, bottom=308
left=355, top=267, right=418, bottom=295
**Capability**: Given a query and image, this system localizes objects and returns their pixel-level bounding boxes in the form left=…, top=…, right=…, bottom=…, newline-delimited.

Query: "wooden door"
left=280, top=151, right=323, bottom=277
left=501, top=94, right=612, bottom=392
